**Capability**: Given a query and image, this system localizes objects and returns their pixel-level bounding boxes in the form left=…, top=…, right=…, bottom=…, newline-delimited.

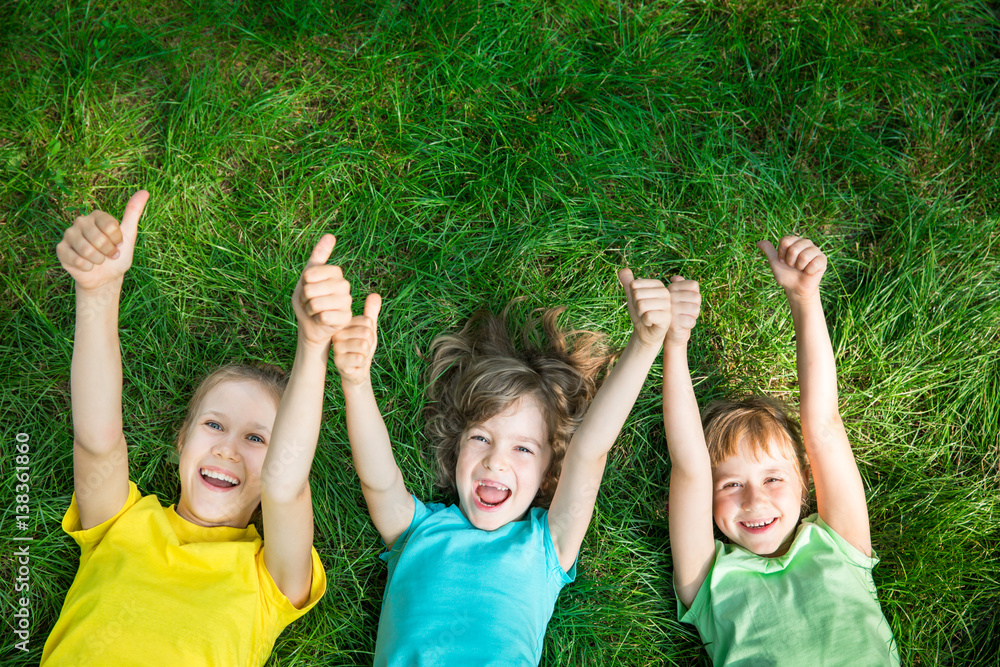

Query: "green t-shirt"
left=678, top=514, right=899, bottom=666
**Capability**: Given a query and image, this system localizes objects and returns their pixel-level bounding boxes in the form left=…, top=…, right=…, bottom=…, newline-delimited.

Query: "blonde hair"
left=425, top=306, right=614, bottom=508
left=702, top=396, right=810, bottom=500
left=175, top=363, right=288, bottom=452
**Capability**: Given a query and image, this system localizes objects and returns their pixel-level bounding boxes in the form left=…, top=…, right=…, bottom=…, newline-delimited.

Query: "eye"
left=247, top=434, right=265, bottom=444
left=514, top=445, right=534, bottom=455
left=722, top=481, right=742, bottom=489
left=205, top=421, right=222, bottom=431
left=470, top=434, right=489, bottom=444
left=765, top=477, right=782, bottom=483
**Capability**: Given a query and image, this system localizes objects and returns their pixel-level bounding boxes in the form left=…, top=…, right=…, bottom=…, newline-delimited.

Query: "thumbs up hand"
left=332, top=293, right=382, bottom=386
left=292, top=234, right=353, bottom=347
left=618, top=269, right=672, bottom=347
left=57, top=190, right=149, bottom=291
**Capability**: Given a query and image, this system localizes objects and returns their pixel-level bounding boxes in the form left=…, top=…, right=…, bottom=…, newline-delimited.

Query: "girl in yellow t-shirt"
left=42, top=190, right=344, bottom=666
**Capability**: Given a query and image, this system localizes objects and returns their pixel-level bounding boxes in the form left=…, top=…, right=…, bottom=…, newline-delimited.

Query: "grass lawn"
left=2, top=0, right=998, bottom=664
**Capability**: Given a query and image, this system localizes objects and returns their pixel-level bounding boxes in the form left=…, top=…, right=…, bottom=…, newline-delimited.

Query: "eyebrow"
left=201, top=410, right=272, bottom=434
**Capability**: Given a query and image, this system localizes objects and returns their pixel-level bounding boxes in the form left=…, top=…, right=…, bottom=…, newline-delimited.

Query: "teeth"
left=744, top=518, right=775, bottom=528
left=477, top=481, right=509, bottom=491
left=202, top=469, right=239, bottom=485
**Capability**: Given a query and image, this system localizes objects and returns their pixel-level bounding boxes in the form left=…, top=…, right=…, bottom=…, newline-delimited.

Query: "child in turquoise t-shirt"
left=332, top=272, right=672, bottom=664
left=662, top=236, right=899, bottom=665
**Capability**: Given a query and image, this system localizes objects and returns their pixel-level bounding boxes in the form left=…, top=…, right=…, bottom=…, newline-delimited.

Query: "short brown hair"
left=702, top=396, right=810, bottom=499
left=175, top=363, right=289, bottom=453
left=425, top=306, right=613, bottom=508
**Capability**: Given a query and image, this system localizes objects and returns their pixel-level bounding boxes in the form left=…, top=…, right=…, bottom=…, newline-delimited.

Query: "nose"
left=482, top=447, right=507, bottom=473
left=741, top=484, right=764, bottom=511
left=211, top=435, right=241, bottom=462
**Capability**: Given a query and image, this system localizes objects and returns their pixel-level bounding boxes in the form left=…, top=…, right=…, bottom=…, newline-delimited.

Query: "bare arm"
left=547, top=270, right=670, bottom=572
left=759, top=237, right=871, bottom=556
left=262, top=235, right=350, bottom=607
left=661, top=277, right=716, bottom=609
left=56, top=191, right=149, bottom=530
left=333, top=295, right=414, bottom=548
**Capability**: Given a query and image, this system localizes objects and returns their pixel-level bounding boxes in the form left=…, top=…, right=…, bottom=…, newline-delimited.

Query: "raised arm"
left=662, top=276, right=715, bottom=609
left=758, top=237, right=871, bottom=556
left=261, top=235, right=350, bottom=607
left=547, top=270, right=670, bottom=572
left=56, top=190, right=149, bottom=530
left=332, top=294, right=414, bottom=548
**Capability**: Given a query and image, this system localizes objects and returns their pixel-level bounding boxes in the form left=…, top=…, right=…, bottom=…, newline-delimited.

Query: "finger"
left=306, top=234, right=336, bottom=269
left=757, top=240, right=779, bottom=264
left=784, top=238, right=814, bottom=270
left=302, top=264, right=346, bottom=288
left=670, top=275, right=685, bottom=283
left=628, top=278, right=667, bottom=291
left=82, top=212, right=122, bottom=259
left=777, top=235, right=799, bottom=263
left=803, top=251, right=828, bottom=275
left=617, top=268, right=635, bottom=298
left=119, top=190, right=149, bottom=248
left=333, top=328, right=376, bottom=350
left=56, top=239, right=95, bottom=272
left=303, top=294, right=352, bottom=318
left=363, top=293, right=382, bottom=326
left=67, top=223, right=110, bottom=265
left=317, top=309, right=353, bottom=329
left=793, top=245, right=821, bottom=272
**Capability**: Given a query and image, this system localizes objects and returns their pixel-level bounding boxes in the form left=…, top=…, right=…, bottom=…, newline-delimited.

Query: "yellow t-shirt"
left=41, top=481, right=326, bottom=666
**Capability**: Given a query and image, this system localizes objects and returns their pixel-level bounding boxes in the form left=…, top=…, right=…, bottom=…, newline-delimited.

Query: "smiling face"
left=175, top=380, right=278, bottom=528
left=455, top=393, right=553, bottom=531
left=712, top=443, right=807, bottom=557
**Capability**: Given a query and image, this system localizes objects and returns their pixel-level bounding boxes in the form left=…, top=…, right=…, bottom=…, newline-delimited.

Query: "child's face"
left=176, top=380, right=278, bottom=528
left=712, top=443, right=805, bottom=557
left=455, top=393, right=552, bottom=531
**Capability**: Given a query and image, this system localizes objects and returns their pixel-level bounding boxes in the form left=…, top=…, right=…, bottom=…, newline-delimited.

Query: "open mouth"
left=739, top=518, right=776, bottom=533
left=474, top=480, right=511, bottom=509
left=200, top=468, right=240, bottom=489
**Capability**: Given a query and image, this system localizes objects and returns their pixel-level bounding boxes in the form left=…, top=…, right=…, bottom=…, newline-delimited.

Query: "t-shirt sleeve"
left=812, top=514, right=879, bottom=570
left=539, top=509, right=575, bottom=584
left=675, top=544, right=715, bottom=623
left=257, top=545, right=327, bottom=626
left=379, top=496, right=430, bottom=566
left=62, top=480, right=144, bottom=554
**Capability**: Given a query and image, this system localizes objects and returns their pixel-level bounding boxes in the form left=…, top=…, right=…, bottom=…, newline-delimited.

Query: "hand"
left=665, top=276, right=701, bottom=345
left=292, top=235, right=353, bottom=347
left=618, top=269, right=671, bottom=347
left=56, top=190, right=149, bottom=291
left=332, top=294, right=382, bottom=385
left=757, top=236, right=828, bottom=301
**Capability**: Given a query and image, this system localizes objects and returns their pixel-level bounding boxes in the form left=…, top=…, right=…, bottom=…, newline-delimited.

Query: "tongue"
left=203, top=474, right=236, bottom=488
left=479, top=486, right=510, bottom=505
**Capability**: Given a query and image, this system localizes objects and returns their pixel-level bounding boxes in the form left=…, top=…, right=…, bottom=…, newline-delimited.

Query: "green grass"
left=2, top=0, right=998, bottom=664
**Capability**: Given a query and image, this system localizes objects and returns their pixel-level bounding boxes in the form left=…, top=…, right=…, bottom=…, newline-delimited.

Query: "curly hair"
left=424, top=306, right=614, bottom=508
left=701, top=396, right=810, bottom=504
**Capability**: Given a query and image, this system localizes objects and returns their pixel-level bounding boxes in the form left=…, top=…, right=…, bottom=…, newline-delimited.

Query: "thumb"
left=617, top=268, right=635, bottom=297
left=119, top=190, right=149, bottom=248
left=363, top=293, right=382, bottom=327
left=306, top=234, right=336, bottom=268
left=757, top=240, right=778, bottom=264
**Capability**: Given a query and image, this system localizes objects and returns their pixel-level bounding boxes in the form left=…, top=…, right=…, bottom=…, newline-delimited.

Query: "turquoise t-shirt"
left=374, top=497, right=575, bottom=666
left=678, top=514, right=899, bottom=666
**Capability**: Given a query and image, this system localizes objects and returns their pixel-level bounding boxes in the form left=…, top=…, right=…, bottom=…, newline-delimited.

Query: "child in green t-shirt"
left=662, top=236, right=899, bottom=665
